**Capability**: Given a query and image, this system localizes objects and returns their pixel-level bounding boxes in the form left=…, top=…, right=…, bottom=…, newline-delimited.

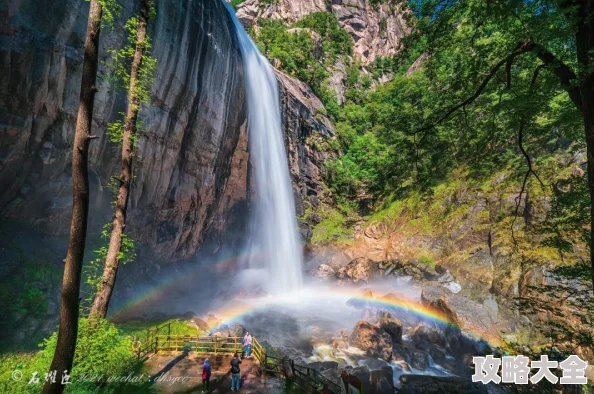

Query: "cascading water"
left=225, top=3, right=303, bottom=293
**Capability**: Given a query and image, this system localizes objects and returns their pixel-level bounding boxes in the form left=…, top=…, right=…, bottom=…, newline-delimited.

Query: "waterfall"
left=224, top=3, right=303, bottom=293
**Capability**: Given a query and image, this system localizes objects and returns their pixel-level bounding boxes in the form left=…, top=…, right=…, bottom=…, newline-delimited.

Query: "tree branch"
left=511, top=64, right=547, bottom=249
left=413, top=41, right=535, bottom=136
left=414, top=40, right=579, bottom=136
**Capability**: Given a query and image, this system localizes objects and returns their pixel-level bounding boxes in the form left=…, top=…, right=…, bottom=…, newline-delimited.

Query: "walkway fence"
left=134, top=323, right=342, bottom=394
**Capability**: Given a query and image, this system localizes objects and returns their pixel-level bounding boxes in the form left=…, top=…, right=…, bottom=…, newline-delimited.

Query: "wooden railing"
left=145, top=335, right=246, bottom=354
left=133, top=329, right=342, bottom=394
left=135, top=322, right=171, bottom=360
left=253, top=338, right=341, bottom=394
left=291, top=362, right=342, bottom=394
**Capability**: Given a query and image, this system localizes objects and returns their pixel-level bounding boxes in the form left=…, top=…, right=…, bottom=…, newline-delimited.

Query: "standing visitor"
left=201, top=358, right=211, bottom=393
left=230, top=352, right=242, bottom=391
left=243, top=331, right=252, bottom=358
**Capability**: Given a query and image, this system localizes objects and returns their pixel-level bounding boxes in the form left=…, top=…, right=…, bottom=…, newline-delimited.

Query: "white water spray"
left=225, top=4, right=303, bottom=293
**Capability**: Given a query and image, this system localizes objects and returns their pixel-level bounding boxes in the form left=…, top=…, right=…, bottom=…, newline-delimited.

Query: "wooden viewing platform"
left=134, top=322, right=343, bottom=394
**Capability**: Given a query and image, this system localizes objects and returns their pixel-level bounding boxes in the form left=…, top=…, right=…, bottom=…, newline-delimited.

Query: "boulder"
left=392, top=343, right=411, bottom=364
left=331, top=339, right=348, bottom=349
left=337, top=258, right=380, bottom=283
left=412, top=337, right=448, bottom=364
left=378, top=315, right=403, bottom=344
left=411, top=325, right=447, bottom=348
left=211, top=323, right=246, bottom=338
left=420, top=265, right=440, bottom=281
left=443, top=327, right=491, bottom=361
left=421, top=283, right=497, bottom=342
left=188, top=317, right=210, bottom=332
left=349, top=320, right=393, bottom=360
left=377, top=294, right=421, bottom=326
left=378, top=376, right=394, bottom=394
left=312, top=264, right=336, bottom=281
left=307, top=361, right=339, bottom=373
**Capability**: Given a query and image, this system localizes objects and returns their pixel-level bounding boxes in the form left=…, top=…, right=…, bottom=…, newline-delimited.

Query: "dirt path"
left=141, top=352, right=285, bottom=393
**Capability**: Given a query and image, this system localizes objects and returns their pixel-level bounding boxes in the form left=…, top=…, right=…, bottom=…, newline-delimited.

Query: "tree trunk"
left=90, top=0, right=150, bottom=319
left=582, top=97, right=594, bottom=292
left=42, top=1, right=102, bottom=393
left=573, top=0, right=594, bottom=292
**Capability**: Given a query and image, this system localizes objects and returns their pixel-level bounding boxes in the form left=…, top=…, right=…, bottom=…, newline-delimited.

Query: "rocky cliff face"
left=236, top=0, right=409, bottom=63
left=0, top=0, right=334, bottom=258
left=0, top=0, right=249, bottom=258
left=276, top=71, right=335, bottom=240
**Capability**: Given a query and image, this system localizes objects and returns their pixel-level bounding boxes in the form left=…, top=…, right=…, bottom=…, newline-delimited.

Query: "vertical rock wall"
left=0, top=0, right=249, bottom=258
left=0, top=0, right=335, bottom=258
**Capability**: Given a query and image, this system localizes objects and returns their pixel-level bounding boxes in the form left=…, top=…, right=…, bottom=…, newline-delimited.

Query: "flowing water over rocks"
left=202, top=279, right=504, bottom=393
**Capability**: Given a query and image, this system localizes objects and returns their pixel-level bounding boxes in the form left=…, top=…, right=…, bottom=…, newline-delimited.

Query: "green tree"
left=42, top=0, right=119, bottom=392
left=404, top=0, right=594, bottom=290
left=90, top=0, right=156, bottom=319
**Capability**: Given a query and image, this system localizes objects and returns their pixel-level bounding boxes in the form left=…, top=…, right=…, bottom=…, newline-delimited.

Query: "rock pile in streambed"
left=312, top=257, right=462, bottom=293
left=299, top=287, right=506, bottom=393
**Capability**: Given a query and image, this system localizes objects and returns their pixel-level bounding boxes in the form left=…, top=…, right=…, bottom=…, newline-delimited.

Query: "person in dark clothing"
left=230, top=352, right=242, bottom=391
left=201, top=358, right=211, bottom=393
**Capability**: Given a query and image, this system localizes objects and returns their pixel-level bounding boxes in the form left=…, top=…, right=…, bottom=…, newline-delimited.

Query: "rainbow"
left=208, top=287, right=449, bottom=325
left=207, top=287, right=500, bottom=347
left=111, top=273, right=500, bottom=347
left=109, top=248, right=261, bottom=322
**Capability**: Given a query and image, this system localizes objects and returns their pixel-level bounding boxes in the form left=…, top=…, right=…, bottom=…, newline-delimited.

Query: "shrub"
left=0, top=318, right=136, bottom=393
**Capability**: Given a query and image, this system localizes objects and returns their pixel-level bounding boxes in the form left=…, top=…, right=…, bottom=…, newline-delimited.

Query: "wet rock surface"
left=349, top=320, right=394, bottom=360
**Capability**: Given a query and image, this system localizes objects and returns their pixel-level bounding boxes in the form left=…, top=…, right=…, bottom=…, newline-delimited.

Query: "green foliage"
left=119, top=319, right=201, bottom=338
left=252, top=12, right=353, bottom=116
left=0, top=252, right=61, bottom=351
left=539, top=173, right=591, bottom=255
left=230, top=0, right=245, bottom=7
left=296, top=13, right=352, bottom=60
left=255, top=19, right=324, bottom=89
left=418, top=254, right=435, bottom=269
left=311, top=204, right=358, bottom=245
left=97, top=0, right=122, bottom=28
left=325, top=132, right=390, bottom=199
left=0, top=319, right=136, bottom=394
left=105, top=1, right=157, bottom=146
left=106, top=117, right=124, bottom=145
left=81, top=224, right=136, bottom=315
left=324, top=0, right=584, bottom=211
